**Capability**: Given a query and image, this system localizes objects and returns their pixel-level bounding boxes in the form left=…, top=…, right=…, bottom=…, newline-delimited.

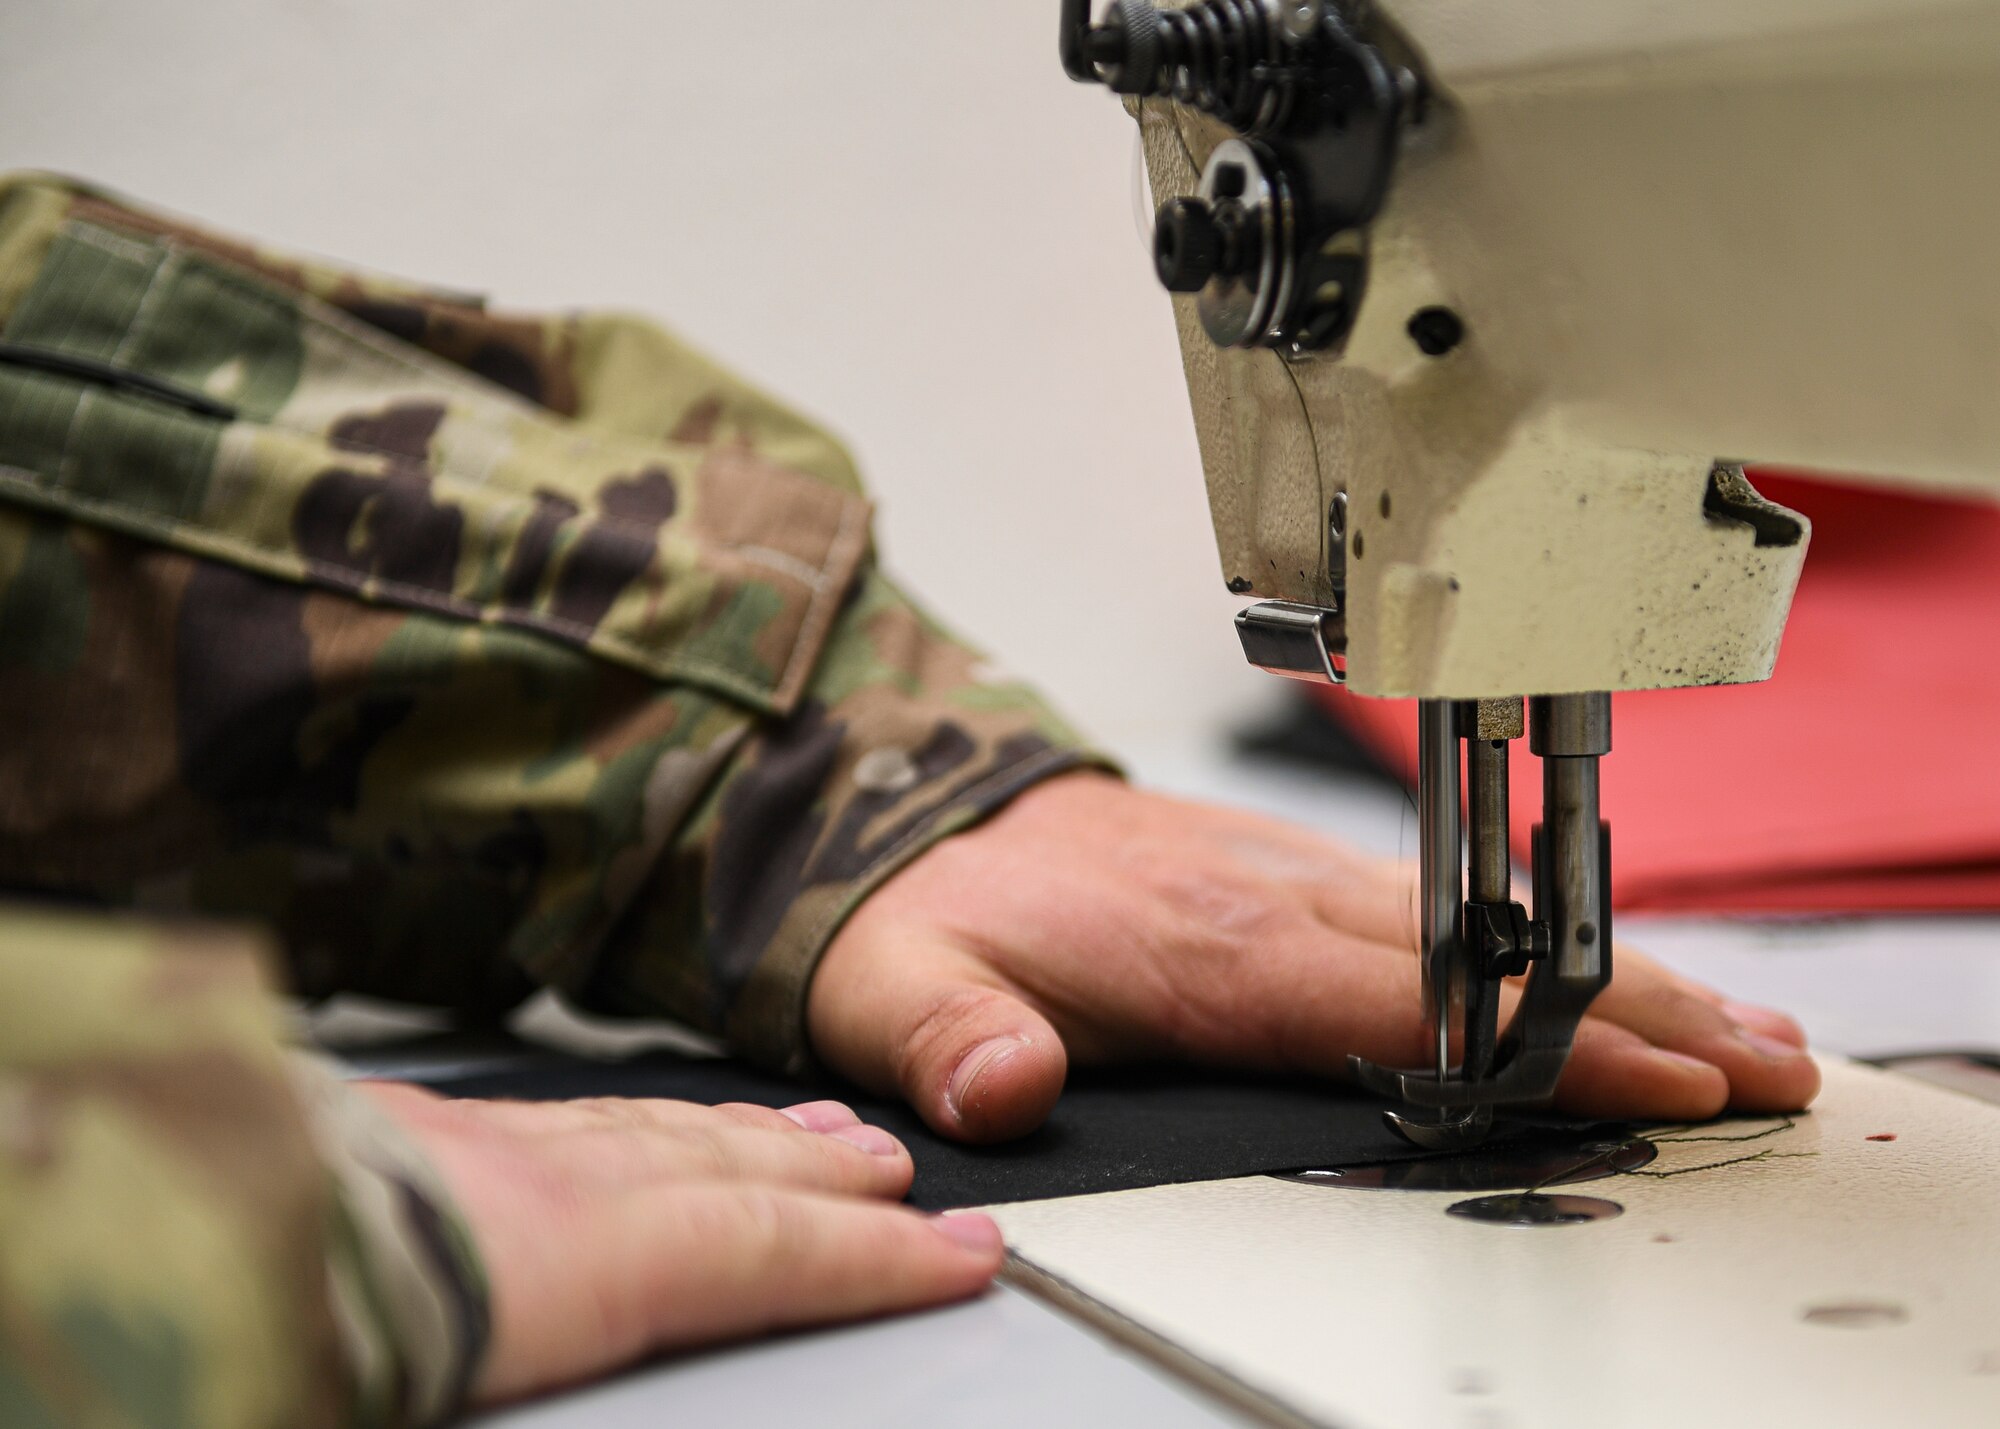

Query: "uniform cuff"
left=289, top=1056, right=492, bottom=1427
left=730, top=741, right=1117, bottom=1076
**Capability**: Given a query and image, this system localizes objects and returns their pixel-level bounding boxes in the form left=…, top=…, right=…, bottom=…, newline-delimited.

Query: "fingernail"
left=1723, top=1001, right=1803, bottom=1044
left=932, top=1212, right=1003, bottom=1253
left=779, top=1100, right=861, bottom=1132
left=830, top=1124, right=904, bottom=1157
left=946, top=1037, right=1030, bottom=1120
left=1740, top=1030, right=1807, bottom=1062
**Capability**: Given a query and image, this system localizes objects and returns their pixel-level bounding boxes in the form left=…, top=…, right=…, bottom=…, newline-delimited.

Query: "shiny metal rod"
left=1463, top=710, right=1513, bottom=1086
left=1543, top=756, right=1604, bottom=981
left=1531, top=693, right=1611, bottom=987
left=1416, top=698, right=1463, bottom=1083
left=1465, top=731, right=1511, bottom=907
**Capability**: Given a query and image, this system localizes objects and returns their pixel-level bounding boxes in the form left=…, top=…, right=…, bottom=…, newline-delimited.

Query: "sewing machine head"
left=1058, top=0, right=2000, bottom=1144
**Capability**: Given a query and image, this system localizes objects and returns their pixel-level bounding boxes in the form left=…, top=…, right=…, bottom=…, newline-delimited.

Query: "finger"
left=1583, top=951, right=1820, bottom=1113
left=1595, top=941, right=1805, bottom=1042
left=1239, top=927, right=1797, bottom=1121
left=539, top=1119, right=916, bottom=1199
left=1719, top=999, right=1809, bottom=1047
left=776, top=1100, right=864, bottom=1132
left=1298, top=851, right=1424, bottom=952
left=1482, top=957, right=1814, bottom=1118
left=613, top=1189, right=1003, bottom=1354
left=810, top=934, right=1067, bottom=1144
left=1306, top=861, right=1805, bottom=1049
left=675, top=1100, right=866, bottom=1135
left=477, top=1187, right=1002, bottom=1400
left=1296, top=844, right=1814, bottom=1058
left=1550, top=1017, right=1733, bottom=1121
left=441, top=1095, right=820, bottom=1137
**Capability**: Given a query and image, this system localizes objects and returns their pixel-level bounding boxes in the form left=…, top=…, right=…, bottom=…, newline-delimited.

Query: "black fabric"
left=423, top=1050, right=1615, bottom=1211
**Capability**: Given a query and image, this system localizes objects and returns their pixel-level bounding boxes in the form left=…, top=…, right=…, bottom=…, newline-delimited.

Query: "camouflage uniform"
left=0, top=904, right=486, bottom=1426
left=0, top=174, right=1106, bottom=1421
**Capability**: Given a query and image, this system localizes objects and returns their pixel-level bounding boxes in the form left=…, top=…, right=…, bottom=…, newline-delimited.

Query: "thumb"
left=809, top=932, right=1068, bottom=1144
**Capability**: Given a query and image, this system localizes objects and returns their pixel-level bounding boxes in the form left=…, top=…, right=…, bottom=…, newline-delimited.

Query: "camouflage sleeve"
left=0, top=173, right=1114, bottom=1070
left=0, top=903, right=489, bottom=1428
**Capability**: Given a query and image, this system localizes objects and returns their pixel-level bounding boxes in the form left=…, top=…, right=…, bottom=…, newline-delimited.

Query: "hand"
left=810, top=772, right=1820, bottom=1142
left=360, top=1085, right=1002, bottom=1405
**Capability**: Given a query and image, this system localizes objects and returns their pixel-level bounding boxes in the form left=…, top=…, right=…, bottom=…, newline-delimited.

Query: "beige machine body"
left=1141, top=0, right=2000, bottom=700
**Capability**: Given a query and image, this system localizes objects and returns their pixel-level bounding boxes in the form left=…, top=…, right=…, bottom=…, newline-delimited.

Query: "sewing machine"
left=1059, top=0, right=2000, bottom=1148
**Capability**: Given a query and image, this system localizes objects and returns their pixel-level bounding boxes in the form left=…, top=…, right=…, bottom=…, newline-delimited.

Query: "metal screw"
left=1328, top=490, right=1348, bottom=545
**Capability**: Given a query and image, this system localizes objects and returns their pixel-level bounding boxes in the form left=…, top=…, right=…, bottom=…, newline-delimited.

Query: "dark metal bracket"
left=1060, top=0, right=1418, bottom=354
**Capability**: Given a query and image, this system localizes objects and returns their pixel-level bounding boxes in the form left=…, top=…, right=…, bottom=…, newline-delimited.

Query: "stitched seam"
left=109, top=247, right=179, bottom=367
left=64, top=219, right=531, bottom=476
left=111, top=223, right=526, bottom=409
left=47, top=222, right=851, bottom=574
left=54, top=237, right=168, bottom=483
left=63, top=223, right=158, bottom=266
left=55, top=387, right=96, bottom=485
left=729, top=543, right=828, bottom=589
left=0, top=422, right=835, bottom=701
left=14, top=226, right=863, bottom=704
left=0, top=463, right=778, bottom=706
left=771, top=496, right=865, bottom=706
left=9, top=375, right=858, bottom=696
left=48, top=224, right=849, bottom=578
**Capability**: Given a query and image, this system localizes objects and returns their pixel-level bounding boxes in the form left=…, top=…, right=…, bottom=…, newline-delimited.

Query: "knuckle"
left=713, top=1102, right=795, bottom=1133
left=840, top=1209, right=918, bottom=1277
left=570, top=1097, right=651, bottom=1129
left=813, top=1132, right=901, bottom=1189
left=730, top=1188, right=818, bottom=1275
left=715, top=1101, right=783, bottom=1123
left=1632, top=980, right=1725, bottom=1033
left=1143, top=861, right=1291, bottom=943
left=670, top=1123, right=747, bottom=1180
left=895, top=985, right=1008, bottom=1091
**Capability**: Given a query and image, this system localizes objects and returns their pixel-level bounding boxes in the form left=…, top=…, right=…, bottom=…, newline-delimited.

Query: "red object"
left=1315, top=472, right=2000, bottom=913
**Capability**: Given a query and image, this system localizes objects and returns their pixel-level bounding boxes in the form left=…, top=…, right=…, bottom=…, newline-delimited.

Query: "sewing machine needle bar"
left=1532, top=694, right=1610, bottom=987
left=1462, top=706, right=1513, bottom=1085
left=1544, top=754, right=1603, bottom=979
left=1416, top=699, right=1464, bottom=1089
left=1465, top=722, right=1512, bottom=906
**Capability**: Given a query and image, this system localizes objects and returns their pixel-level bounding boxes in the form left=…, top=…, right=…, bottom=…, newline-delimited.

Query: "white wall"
left=0, top=0, right=1275, bottom=753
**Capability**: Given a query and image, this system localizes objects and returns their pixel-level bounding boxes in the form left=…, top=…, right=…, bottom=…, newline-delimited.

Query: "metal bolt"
left=1155, top=198, right=1225, bottom=293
